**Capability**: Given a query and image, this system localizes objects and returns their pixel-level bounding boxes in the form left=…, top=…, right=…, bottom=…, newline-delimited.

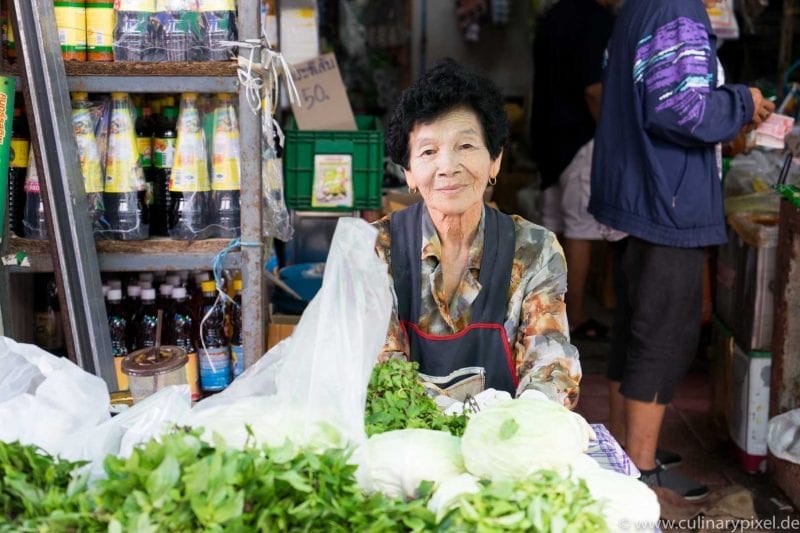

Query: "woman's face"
left=405, top=106, right=502, bottom=217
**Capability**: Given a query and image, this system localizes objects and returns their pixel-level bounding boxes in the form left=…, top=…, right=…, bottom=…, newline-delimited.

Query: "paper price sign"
left=290, top=53, right=357, bottom=131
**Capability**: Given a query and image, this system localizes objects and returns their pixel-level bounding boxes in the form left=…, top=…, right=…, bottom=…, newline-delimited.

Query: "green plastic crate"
left=283, top=115, right=384, bottom=211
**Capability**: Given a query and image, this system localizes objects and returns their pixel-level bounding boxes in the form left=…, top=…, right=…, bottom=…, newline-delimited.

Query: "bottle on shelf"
left=198, top=0, right=236, bottom=61
left=8, top=104, right=30, bottom=237
left=157, top=282, right=174, bottom=317
left=151, top=106, right=178, bottom=236
left=167, top=286, right=200, bottom=400
left=54, top=0, right=87, bottom=61
left=86, top=0, right=115, bottom=62
left=107, top=288, right=129, bottom=390
left=230, top=278, right=243, bottom=378
left=33, top=276, right=65, bottom=356
left=113, top=0, right=155, bottom=61
left=103, top=92, right=148, bottom=240
left=22, top=145, right=47, bottom=240
left=71, top=91, right=105, bottom=231
left=136, top=105, right=156, bottom=218
left=169, top=93, right=210, bottom=240
left=131, top=287, right=158, bottom=352
left=209, top=93, right=240, bottom=238
left=154, top=0, right=196, bottom=62
left=125, top=284, right=143, bottom=347
left=198, top=279, right=230, bottom=392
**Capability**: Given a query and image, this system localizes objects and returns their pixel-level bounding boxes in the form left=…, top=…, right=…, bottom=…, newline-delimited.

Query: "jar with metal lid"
left=122, top=345, right=189, bottom=403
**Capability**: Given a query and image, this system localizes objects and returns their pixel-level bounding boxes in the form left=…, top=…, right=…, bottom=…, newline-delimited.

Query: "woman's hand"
left=749, top=87, right=775, bottom=125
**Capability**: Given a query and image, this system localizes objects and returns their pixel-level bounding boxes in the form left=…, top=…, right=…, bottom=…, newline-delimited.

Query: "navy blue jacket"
left=589, top=0, right=754, bottom=247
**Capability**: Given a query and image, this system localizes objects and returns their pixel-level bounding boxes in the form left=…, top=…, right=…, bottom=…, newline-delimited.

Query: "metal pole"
left=11, top=0, right=115, bottom=388
left=238, top=1, right=266, bottom=366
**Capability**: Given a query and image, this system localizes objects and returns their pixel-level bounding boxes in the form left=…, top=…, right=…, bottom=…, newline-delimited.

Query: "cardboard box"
left=267, top=314, right=300, bottom=350
left=729, top=342, right=772, bottom=472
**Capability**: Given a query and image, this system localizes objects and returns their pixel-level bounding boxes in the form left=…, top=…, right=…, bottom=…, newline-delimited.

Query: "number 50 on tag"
left=290, top=53, right=357, bottom=131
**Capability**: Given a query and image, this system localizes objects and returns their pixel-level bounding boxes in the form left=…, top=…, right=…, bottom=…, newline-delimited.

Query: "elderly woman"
left=374, top=59, right=581, bottom=409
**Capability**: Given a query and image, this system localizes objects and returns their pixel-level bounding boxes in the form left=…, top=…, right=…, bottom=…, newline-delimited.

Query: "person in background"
left=375, top=58, right=581, bottom=409
left=590, top=0, right=774, bottom=500
left=530, top=0, right=626, bottom=343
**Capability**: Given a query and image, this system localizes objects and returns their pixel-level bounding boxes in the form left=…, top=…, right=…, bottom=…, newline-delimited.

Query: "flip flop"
left=570, top=318, right=609, bottom=342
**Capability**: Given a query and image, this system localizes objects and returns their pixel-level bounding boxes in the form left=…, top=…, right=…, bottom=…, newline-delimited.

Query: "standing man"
left=531, top=0, right=625, bottom=342
left=590, top=0, right=774, bottom=499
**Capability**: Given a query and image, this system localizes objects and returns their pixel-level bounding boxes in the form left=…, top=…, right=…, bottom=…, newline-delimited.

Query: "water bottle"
left=113, top=0, right=155, bottom=61
left=167, top=286, right=200, bottom=400
left=198, top=280, right=230, bottom=391
left=198, top=0, right=236, bottom=61
left=107, top=288, right=129, bottom=390
left=209, top=93, right=240, bottom=238
left=22, top=146, right=47, bottom=240
left=168, top=93, right=209, bottom=240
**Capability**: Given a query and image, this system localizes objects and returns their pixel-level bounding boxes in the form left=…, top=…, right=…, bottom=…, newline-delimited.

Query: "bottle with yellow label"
left=103, top=92, right=148, bottom=240
left=54, top=0, right=87, bottom=61
left=210, top=93, right=240, bottom=237
left=168, top=92, right=209, bottom=240
left=86, top=0, right=114, bottom=61
left=8, top=104, right=29, bottom=236
left=71, top=91, right=105, bottom=231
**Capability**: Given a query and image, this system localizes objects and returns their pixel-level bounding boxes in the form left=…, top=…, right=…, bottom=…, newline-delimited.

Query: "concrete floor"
left=573, top=335, right=798, bottom=531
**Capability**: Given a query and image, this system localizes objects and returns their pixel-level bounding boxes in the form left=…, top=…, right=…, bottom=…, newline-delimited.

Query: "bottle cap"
left=201, top=280, right=217, bottom=293
left=178, top=270, right=189, bottom=282
left=127, top=285, right=142, bottom=298
left=171, top=287, right=187, bottom=299
left=102, top=285, right=109, bottom=297
left=71, top=92, right=89, bottom=101
left=138, top=272, right=154, bottom=283
left=141, top=288, right=156, bottom=301
left=163, top=107, right=179, bottom=120
left=159, top=284, right=174, bottom=296
left=195, top=271, right=210, bottom=284
left=138, top=281, right=153, bottom=290
left=107, top=289, right=123, bottom=301
left=233, top=279, right=242, bottom=291
left=108, top=280, right=122, bottom=290
left=166, top=274, right=181, bottom=286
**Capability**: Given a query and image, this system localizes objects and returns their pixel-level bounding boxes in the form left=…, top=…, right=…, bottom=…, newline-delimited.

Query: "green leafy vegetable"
left=436, top=471, right=607, bottom=532
left=365, top=359, right=467, bottom=436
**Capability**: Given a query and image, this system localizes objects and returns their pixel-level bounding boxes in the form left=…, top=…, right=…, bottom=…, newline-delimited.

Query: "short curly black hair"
left=386, top=58, right=509, bottom=169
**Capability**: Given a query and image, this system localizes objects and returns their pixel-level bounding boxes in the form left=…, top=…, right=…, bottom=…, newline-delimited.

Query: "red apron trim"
left=400, top=320, right=519, bottom=389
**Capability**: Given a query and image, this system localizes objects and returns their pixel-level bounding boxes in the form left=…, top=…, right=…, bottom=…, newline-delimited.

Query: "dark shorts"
left=606, top=237, right=705, bottom=404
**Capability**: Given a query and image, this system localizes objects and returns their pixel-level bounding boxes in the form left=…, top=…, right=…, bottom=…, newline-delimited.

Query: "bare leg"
left=625, top=397, right=665, bottom=471
left=564, top=238, right=592, bottom=327
left=608, top=379, right=626, bottom=446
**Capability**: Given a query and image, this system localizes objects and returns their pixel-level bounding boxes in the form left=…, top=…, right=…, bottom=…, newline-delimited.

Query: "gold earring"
left=409, top=187, right=418, bottom=194
left=489, top=176, right=497, bottom=186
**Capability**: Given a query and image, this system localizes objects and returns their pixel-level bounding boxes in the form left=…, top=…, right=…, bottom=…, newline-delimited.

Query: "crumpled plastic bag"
left=0, top=337, right=110, bottom=457
left=768, top=409, right=800, bottom=464
left=189, top=218, right=393, bottom=450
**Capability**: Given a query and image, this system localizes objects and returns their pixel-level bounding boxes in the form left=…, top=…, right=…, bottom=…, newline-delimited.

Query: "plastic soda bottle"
left=198, top=0, right=236, bottom=61
left=130, top=287, right=157, bottom=351
left=167, top=286, right=200, bottom=400
left=230, top=278, right=243, bottom=377
left=8, top=104, right=29, bottom=236
left=71, top=92, right=105, bottom=230
left=151, top=106, right=178, bottom=235
left=22, top=146, right=47, bottom=240
left=107, top=288, right=130, bottom=390
left=113, top=0, right=155, bottom=61
left=169, top=93, right=209, bottom=240
left=104, top=92, right=148, bottom=240
left=210, top=93, right=240, bottom=237
left=198, top=279, right=230, bottom=391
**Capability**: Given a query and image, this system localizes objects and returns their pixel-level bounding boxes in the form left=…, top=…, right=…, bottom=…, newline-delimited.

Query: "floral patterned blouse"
left=374, top=205, right=581, bottom=409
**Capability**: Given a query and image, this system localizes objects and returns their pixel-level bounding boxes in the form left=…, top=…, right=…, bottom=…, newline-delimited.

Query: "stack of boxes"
left=713, top=211, right=779, bottom=473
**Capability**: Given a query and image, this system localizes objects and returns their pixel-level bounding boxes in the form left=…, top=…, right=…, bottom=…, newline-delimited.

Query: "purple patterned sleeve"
left=636, top=15, right=753, bottom=146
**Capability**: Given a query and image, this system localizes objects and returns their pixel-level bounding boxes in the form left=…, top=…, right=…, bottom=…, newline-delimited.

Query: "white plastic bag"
left=768, top=409, right=800, bottom=464
left=189, top=218, right=393, bottom=449
left=0, top=337, right=111, bottom=457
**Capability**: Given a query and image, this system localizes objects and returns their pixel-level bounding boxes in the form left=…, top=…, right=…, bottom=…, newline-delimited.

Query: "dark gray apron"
left=390, top=202, right=518, bottom=396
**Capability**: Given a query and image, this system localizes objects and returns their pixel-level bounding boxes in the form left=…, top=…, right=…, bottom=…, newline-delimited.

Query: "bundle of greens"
left=364, top=359, right=468, bottom=436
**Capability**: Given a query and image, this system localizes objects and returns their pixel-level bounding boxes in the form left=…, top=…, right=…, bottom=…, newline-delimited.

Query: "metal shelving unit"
left=0, top=0, right=266, bottom=388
